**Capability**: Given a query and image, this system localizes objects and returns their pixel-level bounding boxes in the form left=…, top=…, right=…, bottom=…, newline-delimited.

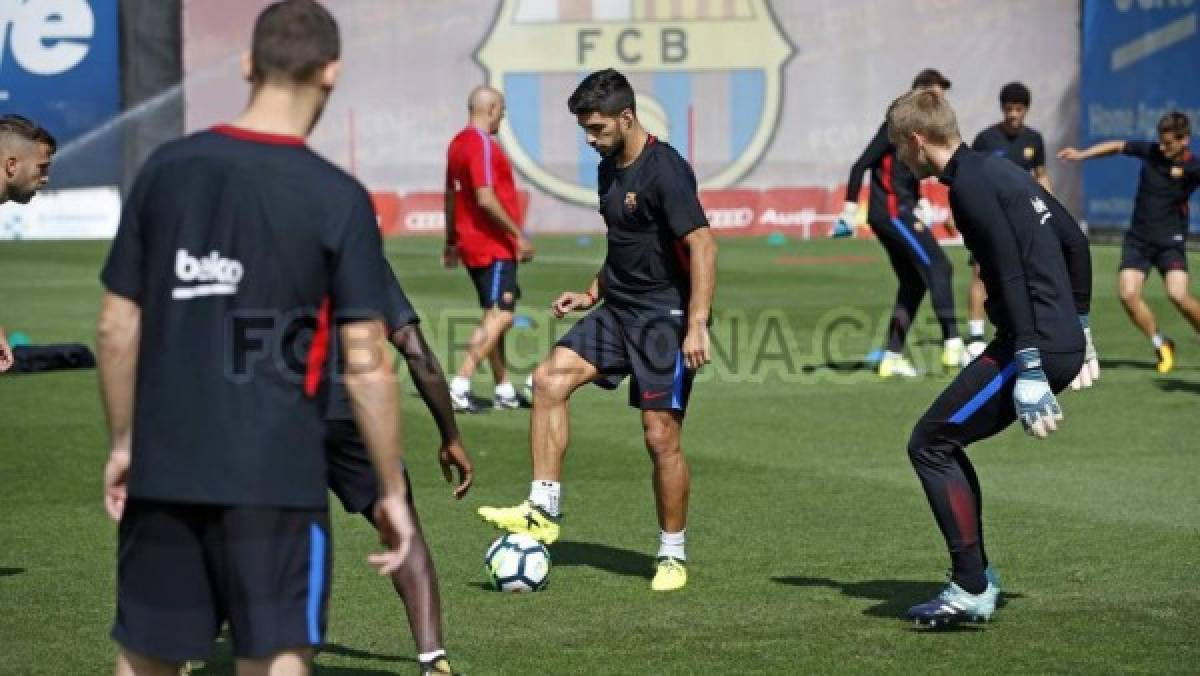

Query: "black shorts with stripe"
left=909, top=341, right=1083, bottom=452
left=112, top=499, right=331, bottom=662
left=467, top=259, right=521, bottom=311
left=556, top=304, right=695, bottom=413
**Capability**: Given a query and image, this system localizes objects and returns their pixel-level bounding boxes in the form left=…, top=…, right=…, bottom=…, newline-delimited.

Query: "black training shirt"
left=940, top=144, right=1089, bottom=353
left=971, top=124, right=1046, bottom=174
left=1122, top=141, right=1200, bottom=247
left=101, top=126, right=392, bottom=509
left=324, top=263, right=419, bottom=422
left=845, top=121, right=921, bottom=226
left=596, top=136, right=708, bottom=323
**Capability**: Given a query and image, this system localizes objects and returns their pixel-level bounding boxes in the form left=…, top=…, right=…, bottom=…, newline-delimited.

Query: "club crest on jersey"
left=1023, top=146, right=1035, bottom=160
left=476, top=0, right=794, bottom=207
left=1170, top=166, right=1184, bottom=179
left=624, top=192, right=638, bottom=211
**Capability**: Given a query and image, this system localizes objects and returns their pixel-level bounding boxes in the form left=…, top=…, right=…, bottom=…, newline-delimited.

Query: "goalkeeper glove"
left=831, top=201, right=856, bottom=238
left=1069, top=315, right=1099, bottom=391
left=1013, top=347, right=1062, bottom=439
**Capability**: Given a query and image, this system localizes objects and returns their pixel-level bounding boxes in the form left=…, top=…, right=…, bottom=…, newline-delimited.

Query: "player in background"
left=0, top=114, right=56, bottom=372
left=323, top=262, right=472, bottom=676
left=834, top=69, right=965, bottom=377
left=444, top=86, right=535, bottom=412
left=888, top=88, right=1091, bottom=628
left=964, top=83, right=1060, bottom=361
left=1059, top=112, right=1200, bottom=374
left=478, top=69, right=717, bottom=592
left=98, top=2, right=414, bottom=673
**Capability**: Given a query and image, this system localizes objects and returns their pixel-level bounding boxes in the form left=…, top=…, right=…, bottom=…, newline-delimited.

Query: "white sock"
left=883, top=350, right=904, bottom=361
left=450, top=376, right=471, bottom=396
left=495, top=381, right=516, bottom=399
left=944, top=337, right=963, bottom=351
left=1152, top=333, right=1164, bottom=349
left=968, top=320, right=986, bottom=338
left=658, top=529, right=686, bottom=561
left=528, top=480, right=560, bottom=517
left=418, top=649, right=445, bottom=664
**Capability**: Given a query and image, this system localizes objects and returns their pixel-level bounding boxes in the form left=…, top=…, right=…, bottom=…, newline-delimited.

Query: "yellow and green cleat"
left=651, top=556, right=688, bottom=592
left=477, top=501, right=561, bottom=544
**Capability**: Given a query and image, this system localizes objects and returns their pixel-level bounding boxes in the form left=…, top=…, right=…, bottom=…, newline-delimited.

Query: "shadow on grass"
left=321, top=643, right=416, bottom=666
left=1156, top=378, right=1200, bottom=395
left=550, top=540, right=655, bottom=580
left=0, top=567, right=24, bottom=578
left=804, top=360, right=871, bottom=373
left=1099, top=358, right=1157, bottom=371
left=771, top=576, right=1022, bottom=626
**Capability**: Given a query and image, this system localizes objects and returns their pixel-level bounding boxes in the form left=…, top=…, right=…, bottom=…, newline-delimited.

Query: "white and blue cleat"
left=906, top=580, right=999, bottom=629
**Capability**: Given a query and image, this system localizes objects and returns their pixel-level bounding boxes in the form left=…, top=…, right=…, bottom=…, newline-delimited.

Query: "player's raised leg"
left=478, top=345, right=599, bottom=544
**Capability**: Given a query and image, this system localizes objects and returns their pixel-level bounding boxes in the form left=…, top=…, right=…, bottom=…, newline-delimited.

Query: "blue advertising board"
left=0, top=0, right=119, bottom=186
left=1081, top=0, right=1200, bottom=232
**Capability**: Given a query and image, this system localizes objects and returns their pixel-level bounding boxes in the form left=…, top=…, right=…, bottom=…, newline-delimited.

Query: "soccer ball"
left=485, top=533, right=550, bottom=592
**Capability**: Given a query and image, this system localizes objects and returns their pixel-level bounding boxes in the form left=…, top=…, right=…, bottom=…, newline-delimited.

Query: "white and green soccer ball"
left=485, top=533, right=550, bottom=592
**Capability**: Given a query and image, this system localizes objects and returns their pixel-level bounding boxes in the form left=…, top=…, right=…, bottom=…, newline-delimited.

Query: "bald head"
left=467, top=86, right=506, bottom=134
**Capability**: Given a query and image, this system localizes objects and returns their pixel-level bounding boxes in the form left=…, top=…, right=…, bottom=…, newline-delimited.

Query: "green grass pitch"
left=0, top=235, right=1197, bottom=674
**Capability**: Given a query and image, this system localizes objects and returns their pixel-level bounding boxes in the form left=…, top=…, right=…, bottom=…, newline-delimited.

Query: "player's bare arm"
left=97, top=291, right=141, bottom=521
left=552, top=273, right=601, bottom=318
left=1057, top=140, right=1125, bottom=161
left=475, top=186, right=534, bottom=262
left=682, top=227, right=717, bottom=370
left=1034, top=165, right=1053, bottom=193
left=390, top=323, right=474, bottom=498
left=342, top=318, right=417, bottom=574
left=0, top=326, right=12, bottom=373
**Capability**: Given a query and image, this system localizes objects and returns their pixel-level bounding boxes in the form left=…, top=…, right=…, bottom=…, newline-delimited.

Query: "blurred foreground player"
left=1059, top=112, right=1200, bottom=373
left=478, top=69, right=717, bottom=592
left=324, top=262, right=472, bottom=675
left=97, top=2, right=415, bottom=673
left=888, top=88, right=1092, bottom=627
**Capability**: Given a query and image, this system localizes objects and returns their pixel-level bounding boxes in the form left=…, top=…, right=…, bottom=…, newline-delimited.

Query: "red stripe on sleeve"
left=304, top=297, right=332, bottom=398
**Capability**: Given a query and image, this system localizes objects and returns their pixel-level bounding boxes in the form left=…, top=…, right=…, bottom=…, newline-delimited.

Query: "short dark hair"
left=1158, top=111, right=1191, bottom=138
left=0, top=114, right=56, bottom=153
left=251, top=0, right=340, bottom=85
left=999, top=82, right=1031, bottom=107
left=567, top=68, right=636, bottom=117
left=911, top=68, right=951, bottom=91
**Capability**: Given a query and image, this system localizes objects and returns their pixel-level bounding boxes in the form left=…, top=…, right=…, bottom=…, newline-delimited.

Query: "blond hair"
left=887, top=88, right=961, bottom=148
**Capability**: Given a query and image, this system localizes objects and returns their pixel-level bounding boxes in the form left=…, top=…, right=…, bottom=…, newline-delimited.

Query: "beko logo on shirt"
left=173, top=249, right=244, bottom=300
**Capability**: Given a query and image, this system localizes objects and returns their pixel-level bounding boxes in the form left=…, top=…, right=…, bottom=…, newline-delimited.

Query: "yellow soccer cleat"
left=1156, top=338, right=1176, bottom=374
left=878, top=354, right=919, bottom=379
left=651, top=557, right=688, bottom=592
left=477, top=501, right=560, bottom=544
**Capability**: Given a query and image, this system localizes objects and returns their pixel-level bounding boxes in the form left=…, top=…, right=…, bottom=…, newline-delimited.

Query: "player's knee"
left=1117, top=284, right=1140, bottom=305
left=643, top=421, right=680, bottom=459
left=490, top=308, right=515, bottom=328
left=1165, top=284, right=1191, bottom=305
left=531, top=361, right=570, bottom=401
left=906, top=426, right=933, bottom=464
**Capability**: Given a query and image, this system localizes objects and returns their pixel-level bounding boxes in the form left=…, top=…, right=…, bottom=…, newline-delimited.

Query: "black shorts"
left=325, top=419, right=414, bottom=516
left=113, top=499, right=331, bottom=662
left=556, top=304, right=695, bottom=412
left=1119, top=234, right=1188, bottom=275
left=909, top=341, right=1083, bottom=451
left=467, top=259, right=521, bottom=311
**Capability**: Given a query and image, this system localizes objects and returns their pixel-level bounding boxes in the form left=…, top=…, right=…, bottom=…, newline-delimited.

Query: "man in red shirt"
left=444, top=85, right=535, bottom=412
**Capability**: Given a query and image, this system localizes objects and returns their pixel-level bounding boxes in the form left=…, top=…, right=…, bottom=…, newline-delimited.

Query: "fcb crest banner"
left=184, top=0, right=1081, bottom=234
